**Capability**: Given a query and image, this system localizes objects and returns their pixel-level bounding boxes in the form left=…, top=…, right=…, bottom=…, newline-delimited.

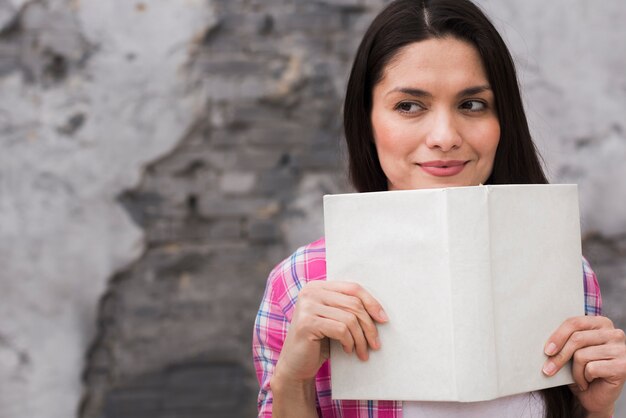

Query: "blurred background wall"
left=0, top=0, right=624, bottom=417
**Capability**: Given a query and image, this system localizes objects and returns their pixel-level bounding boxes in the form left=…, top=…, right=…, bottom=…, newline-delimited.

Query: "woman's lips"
left=417, top=160, right=468, bottom=177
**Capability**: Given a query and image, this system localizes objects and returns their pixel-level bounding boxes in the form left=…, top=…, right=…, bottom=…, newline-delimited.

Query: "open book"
left=323, top=185, right=584, bottom=402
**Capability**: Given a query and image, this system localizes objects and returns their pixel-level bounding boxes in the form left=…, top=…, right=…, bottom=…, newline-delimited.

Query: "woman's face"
left=371, top=37, right=500, bottom=190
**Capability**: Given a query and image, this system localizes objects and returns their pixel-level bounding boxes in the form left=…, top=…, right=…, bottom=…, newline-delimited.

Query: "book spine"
left=447, top=187, right=499, bottom=401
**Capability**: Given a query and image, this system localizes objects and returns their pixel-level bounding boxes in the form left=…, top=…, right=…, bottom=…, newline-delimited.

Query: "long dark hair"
left=343, top=1, right=581, bottom=417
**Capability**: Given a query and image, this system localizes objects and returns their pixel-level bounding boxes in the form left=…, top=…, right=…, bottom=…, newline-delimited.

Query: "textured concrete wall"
left=0, top=0, right=212, bottom=416
left=0, top=0, right=624, bottom=417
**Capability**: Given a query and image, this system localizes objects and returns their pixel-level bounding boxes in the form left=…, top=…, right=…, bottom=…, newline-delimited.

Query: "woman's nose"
left=424, top=111, right=463, bottom=151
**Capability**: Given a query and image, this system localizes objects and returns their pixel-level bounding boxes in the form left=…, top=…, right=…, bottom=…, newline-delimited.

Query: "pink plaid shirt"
left=253, top=237, right=603, bottom=417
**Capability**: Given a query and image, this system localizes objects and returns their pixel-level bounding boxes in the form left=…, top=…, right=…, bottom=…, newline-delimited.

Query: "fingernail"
left=378, top=309, right=388, bottom=322
left=542, top=362, right=557, bottom=376
left=545, top=342, right=557, bottom=355
left=375, top=336, right=381, bottom=349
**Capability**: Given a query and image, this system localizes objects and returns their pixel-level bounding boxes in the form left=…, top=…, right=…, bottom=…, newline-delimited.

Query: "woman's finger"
left=543, top=329, right=617, bottom=377
left=584, top=356, right=626, bottom=384
left=319, top=290, right=380, bottom=350
left=544, top=316, right=613, bottom=357
left=316, top=304, right=370, bottom=360
left=571, top=344, right=621, bottom=390
left=310, top=316, right=356, bottom=356
left=319, top=281, right=389, bottom=323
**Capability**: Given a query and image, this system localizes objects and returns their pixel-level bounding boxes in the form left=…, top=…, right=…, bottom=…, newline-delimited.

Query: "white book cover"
left=323, top=185, right=584, bottom=402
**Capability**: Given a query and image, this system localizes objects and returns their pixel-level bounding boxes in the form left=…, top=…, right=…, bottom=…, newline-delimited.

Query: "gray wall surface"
left=0, top=0, right=624, bottom=417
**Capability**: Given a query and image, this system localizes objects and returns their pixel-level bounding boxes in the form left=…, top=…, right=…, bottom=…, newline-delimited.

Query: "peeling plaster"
left=0, top=1, right=215, bottom=417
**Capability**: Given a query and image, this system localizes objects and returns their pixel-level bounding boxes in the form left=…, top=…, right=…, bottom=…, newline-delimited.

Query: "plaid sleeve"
left=582, top=257, right=602, bottom=316
left=581, top=259, right=614, bottom=418
left=252, top=260, right=290, bottom=418
left=252, top=239, right=327, bottom=418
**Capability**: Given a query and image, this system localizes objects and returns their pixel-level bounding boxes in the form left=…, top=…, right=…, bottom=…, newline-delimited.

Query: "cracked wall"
left=0, top=0, right=624, bottom=417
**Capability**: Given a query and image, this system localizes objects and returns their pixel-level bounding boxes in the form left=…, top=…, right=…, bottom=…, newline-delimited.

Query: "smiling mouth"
left=417, top=160, right=469, bottom=176
left=419, top=160, right=467, bottom=167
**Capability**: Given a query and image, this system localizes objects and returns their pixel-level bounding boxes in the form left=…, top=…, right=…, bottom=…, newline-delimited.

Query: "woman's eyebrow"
left=386, top=87, right=431, bottom=98
left=457, top=85, right=492, bottom=97
left=385, top=85, right=492, bottom=98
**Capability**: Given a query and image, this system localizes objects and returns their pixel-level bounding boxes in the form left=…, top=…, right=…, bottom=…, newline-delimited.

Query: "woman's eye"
left=460, top=100, right=487, bottom=112
left=395, top=102, right=423, bottom=113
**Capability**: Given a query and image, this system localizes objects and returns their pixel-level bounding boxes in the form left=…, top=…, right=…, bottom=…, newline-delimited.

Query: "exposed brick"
left=219, top=171, right=256, bottom=195
left=248, top=219, right=281, bottom=243
left=198, top=195, right=280, bottom=218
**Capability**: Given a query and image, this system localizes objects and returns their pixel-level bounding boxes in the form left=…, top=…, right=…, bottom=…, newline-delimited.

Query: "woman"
left=253, top=0, right=626, bottom=417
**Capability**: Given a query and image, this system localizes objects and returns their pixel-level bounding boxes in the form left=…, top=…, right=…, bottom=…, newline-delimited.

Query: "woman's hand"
left=273, top=281, right=388, bottom=385
left=542, top=316, right=626, bottom=416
